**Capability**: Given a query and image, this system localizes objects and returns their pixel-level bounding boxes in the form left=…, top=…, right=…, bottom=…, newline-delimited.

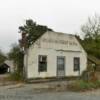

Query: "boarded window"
left=38, top=55, right=47, bottom=72
left=74, top=57, right=80, bottom=71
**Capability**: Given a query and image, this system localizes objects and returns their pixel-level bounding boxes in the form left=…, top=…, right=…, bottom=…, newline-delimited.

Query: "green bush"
left=9, top=71, right=24, bottom=81
left=7, top=45, right=24, bottom=82
left=67, top=80, right=100, bottom=91
left=81, top=70, right=98, bottom=82
left=81, top=70, right=89, bottom=81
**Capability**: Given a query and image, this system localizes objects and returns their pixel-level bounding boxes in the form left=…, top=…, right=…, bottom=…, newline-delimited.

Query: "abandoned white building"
left=24, top=31, right=87, bottom=79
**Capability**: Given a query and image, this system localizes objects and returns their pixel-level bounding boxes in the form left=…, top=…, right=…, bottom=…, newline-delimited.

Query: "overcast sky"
left=0, top=0, right=100, bottom=53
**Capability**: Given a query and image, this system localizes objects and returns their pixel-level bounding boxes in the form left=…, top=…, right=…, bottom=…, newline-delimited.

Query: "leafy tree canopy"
left=19, top=19, right=53, bottom=48
left=81, top=14, right=100, bottom=40
left=0, top=50, right=6, bottom=65
left=81, top=14, right=100, bottom=59
left=8, top=44, right=24, bottom=73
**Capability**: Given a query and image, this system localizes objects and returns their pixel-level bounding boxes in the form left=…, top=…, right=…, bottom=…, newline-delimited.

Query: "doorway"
left=57, top=56, right=65, bottom=77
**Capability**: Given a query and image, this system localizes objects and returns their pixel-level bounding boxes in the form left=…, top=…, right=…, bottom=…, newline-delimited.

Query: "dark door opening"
left=0, top=64, right=9, bottom=74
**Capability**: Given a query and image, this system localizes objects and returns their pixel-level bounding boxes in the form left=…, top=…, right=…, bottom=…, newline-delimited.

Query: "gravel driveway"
left=0, top=83, right=100, bottom=100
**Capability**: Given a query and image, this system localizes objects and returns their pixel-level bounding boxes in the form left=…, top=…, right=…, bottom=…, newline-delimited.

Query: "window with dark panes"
left=38, top=55, right=47, bottom=72
left=74, top=57, right=80, bottom=71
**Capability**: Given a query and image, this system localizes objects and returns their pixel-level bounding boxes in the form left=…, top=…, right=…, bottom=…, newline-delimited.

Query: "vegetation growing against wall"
left=8, top=44, right=24, bottom=80
left=19, top=19, right=53, bottom=48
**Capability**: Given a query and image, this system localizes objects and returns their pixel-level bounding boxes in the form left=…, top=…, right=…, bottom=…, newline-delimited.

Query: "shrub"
left=9, top=71, right=24, bottom=81
left=67, top=80, right=100, bottom=91
left=81, top=70, right=98, bottom=82
left=8, top=45, right=24, bottom=81
left=81, top=70, right=89, bottom=82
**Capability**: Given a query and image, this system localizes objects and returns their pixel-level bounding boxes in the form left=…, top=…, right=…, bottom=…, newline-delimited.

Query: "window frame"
left=38, top=55, right=47, bottom=72
left=73, top=57, right=80, bottom=71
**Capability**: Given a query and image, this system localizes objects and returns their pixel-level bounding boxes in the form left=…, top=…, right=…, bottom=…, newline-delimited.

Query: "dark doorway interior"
left=0, top=64, right=9, bottom=74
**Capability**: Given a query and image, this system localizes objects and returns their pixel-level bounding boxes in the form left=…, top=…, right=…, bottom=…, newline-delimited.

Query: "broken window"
left=38, top=55, right=47, bottom=72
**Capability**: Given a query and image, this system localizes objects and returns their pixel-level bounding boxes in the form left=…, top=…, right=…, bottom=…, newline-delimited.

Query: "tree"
left=81, top=14, right=100, bottom=58
left=0, top=50, right=6, bottom=65
left=19, top=19, right=53, bottom=48
left=8, top=44, right=24, bottom=74
left=81, top=14, right=100, bottom=40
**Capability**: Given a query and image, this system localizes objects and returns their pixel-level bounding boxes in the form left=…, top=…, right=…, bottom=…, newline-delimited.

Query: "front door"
left=57, top=56, right=65, bottom=77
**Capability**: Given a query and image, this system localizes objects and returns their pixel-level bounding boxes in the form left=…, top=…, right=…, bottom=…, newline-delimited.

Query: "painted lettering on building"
left=41, top=38, right=78, bottom=46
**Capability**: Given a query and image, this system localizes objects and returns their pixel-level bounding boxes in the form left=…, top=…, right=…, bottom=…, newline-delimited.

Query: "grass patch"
left=67, top=80, right=100, bottom=91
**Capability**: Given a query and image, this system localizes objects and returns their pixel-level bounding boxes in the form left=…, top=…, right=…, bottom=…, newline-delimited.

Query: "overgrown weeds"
left=67, top=80, right=100, bottom=91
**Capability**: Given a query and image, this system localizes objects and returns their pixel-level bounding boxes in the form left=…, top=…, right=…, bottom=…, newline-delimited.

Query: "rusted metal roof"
left=88, top=55, right=100, bottom=65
